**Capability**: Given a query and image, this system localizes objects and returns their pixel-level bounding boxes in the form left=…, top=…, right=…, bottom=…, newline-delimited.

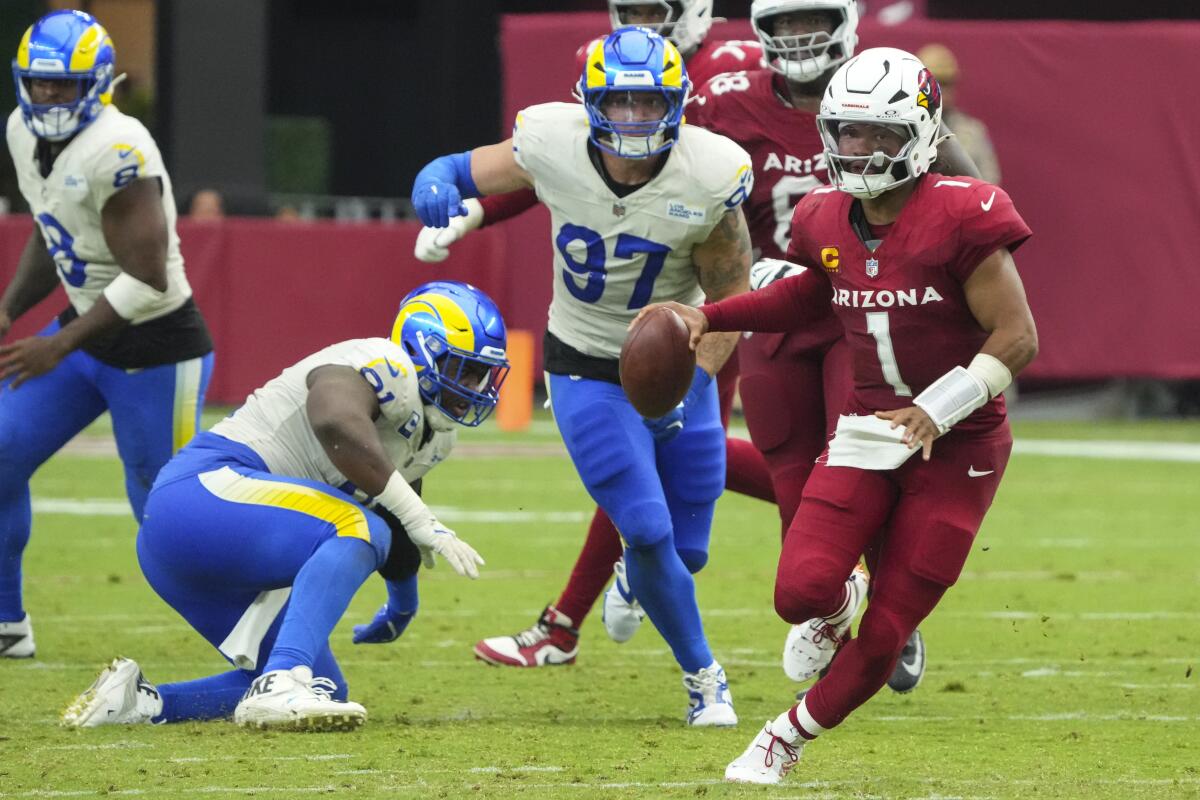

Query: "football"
left=619, top=306, right=696, bottom=418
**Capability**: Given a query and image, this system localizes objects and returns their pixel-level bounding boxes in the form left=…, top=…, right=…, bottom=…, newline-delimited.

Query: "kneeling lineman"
left=62, top=281, right=509, bottom=731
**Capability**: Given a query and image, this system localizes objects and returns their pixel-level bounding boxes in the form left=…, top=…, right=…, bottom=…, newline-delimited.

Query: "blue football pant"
left=0, top=319, right=212, bottom=622
left=137, top=437, right=392, bottom=721
left=547, top=374, right=725, bottom=673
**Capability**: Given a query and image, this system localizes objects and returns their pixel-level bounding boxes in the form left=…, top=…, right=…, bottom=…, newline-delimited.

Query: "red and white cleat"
left=473, top=605, right=579, bottom=667
left=725, top=721, right=803, bottom=784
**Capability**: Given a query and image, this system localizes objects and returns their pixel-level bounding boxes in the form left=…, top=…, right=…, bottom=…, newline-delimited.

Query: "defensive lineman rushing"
left=429, top=0, right=775, bottom=674
left=413, top=27, right=752, bottom=725
left=62, top=282, right=508, bottom=730
left=641, top=47, right=1037, bottom=782
left=0, top=10, right=213, bottom=658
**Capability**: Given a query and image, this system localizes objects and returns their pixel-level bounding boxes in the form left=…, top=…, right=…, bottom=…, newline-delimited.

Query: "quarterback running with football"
left=413, top=27, right=752, bottom=726
left=63, top=282, right=508, bottom=731
left=639, top=47, right=1037, bottom=782
left=0, top=10, right=213, bottom=658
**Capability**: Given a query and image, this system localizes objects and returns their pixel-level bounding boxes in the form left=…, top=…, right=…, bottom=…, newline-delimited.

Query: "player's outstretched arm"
left=411, top=140, right=533, bottom=230
left=877, top=248, right=1038, bottom=460
left=0, top=226, right=59, bottom=340
left=306, top=365, right=484, bottom=579
left=690, top=208, right=752, bottom=375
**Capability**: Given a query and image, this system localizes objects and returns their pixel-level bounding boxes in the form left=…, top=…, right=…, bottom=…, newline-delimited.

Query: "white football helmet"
left=817, top=47, right=946, bottom=198
left=750, top=0, right=859, bottom=83
left=608, top=0, right=714, bottom=56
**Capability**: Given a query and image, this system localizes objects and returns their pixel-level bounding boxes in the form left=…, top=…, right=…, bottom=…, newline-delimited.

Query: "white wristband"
left=914, top=354, right=1012, bottom=435
left=375, top=471, right=437, bottom=544
left=102, top=272, right=166, bottom=321
left=967, top=353, right=1012, bottom=399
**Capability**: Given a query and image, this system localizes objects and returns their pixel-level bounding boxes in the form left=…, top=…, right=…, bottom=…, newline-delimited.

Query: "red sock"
left=554, top=508, right=624, bottom=626
left=726, top=437, right=775, bottom=503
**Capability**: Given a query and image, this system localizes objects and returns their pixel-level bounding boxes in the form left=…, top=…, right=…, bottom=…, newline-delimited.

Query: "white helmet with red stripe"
left=607, top=1, right=714, bottom=55
left=750, top=0, right=859, bottom=83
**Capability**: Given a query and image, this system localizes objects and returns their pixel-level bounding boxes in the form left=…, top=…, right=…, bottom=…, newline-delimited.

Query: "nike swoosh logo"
left=899, top=658, right=922, bottom=677
left=967, top=466, right=994, bottom=478
left=980, top=191, right=996, bottom=212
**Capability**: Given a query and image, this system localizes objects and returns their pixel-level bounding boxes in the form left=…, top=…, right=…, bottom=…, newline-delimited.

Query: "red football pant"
left=553, top=347, right=774, bottom=625
left=739, top=334, right=852, bottom=539
left=776, top=422, right=1013, bottom=731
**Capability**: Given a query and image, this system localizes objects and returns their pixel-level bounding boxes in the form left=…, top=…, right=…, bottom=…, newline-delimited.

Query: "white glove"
left=413, top=197, right=484, bottom=263
left=413, top=524, right=485, bottom=579
left=750, top=258, right=807, bottom=290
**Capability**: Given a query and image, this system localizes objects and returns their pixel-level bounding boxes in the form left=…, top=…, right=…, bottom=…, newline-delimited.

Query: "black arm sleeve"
left=375, top=478, right=425, bottom=582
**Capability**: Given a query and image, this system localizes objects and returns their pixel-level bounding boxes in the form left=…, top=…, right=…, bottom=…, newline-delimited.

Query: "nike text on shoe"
left=725, top=721, right=803, bottom=784
left=602, top=557, right=645, bottom=643
left=233, top=666, right=365, bottom=731
left=473, top=605, right=579, bottom=667
left=684, top=661, right=738, bottom=727
left=887, top=628, right=926, bottom=693
left=0, top=614, right=35, bottom=658
left=782, top=566, right=869, bottom=682
left=62, top=658, right=163, bottom=728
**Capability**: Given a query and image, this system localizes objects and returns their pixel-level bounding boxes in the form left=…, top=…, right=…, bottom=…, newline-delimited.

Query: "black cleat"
left=887, top=629, right=925, bottom=693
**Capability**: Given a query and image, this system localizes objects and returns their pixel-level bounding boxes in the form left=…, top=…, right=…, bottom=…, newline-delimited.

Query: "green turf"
left=3, top=418, right=1198, bottom=799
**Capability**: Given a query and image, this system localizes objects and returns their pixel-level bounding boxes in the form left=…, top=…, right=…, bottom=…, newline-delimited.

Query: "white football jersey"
left=512, top=102, right=753, bottom=359
left=6, top=105, right=191, bottom=323
left=211, top=339, right=455, bottom=490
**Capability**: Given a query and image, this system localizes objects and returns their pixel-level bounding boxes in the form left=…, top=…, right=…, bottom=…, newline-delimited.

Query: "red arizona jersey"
left=574, top=37, right=763, bottom=88
left=787, top=174, right=1032, bottom=431
left=690, top=68, right=840, bottom=352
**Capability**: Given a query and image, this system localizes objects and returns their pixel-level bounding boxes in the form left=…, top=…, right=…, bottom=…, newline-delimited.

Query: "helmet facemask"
left=818, top=118, right=926, bottom=198
left=607, top=0, right=713, bottom=55
left=751, top=1, right=859, bottom=84
left=411, top=331, right=509, bottom=429
left=584, top=86, right=685, bottom=159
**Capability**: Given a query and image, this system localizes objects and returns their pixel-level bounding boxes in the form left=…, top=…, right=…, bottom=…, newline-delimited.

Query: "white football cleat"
left=725, top=721, right=803, bottom=784
left=62, top=657, right=162, bottom=728
left=602, top=557, right=645, bottom=643
left=473, top=605, right=579, bottom=667
left=782, top=566, right=869, bottom=682
left=683, top=661, right=738, bottom=727
left=234, top=666, right=365, bottom=731
left=0, top=613, right=35, bottom=658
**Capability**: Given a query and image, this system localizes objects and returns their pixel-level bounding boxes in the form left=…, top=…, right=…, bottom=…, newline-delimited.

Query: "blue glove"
left=642, top=366, right=712, bottom=444
left=352, top=604, right=416, bottom=644
left=411, top=151, right=477, bottom=229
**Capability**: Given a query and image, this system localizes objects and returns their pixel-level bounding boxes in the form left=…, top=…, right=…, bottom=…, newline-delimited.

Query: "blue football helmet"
left=390, top=281, right=509, bottom=428
left=12, top=10, right=117, bottom=142
left=578, top=26, right=690, bottom=159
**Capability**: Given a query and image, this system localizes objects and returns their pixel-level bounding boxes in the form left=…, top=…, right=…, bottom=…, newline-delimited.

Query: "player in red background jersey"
left=638, top=47, right=1037, bottom=784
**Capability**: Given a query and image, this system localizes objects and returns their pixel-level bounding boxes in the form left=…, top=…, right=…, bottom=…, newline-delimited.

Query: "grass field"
left=2, top=412, right=1198, bottom=799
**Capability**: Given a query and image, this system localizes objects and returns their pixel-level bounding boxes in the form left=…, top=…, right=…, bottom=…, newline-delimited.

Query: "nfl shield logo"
left=612, top=202, right=626, bottom=217
left=865, top=258, right=879, bottom=278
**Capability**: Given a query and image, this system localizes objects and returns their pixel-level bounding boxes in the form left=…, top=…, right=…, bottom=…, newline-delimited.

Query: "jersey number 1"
left=866, top=312, right=913, bottom=397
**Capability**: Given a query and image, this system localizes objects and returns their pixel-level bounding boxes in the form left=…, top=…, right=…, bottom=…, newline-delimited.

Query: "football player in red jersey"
left=639, top=47, right=1037, bottom=784
left=689, top=0, right=986, bottom=693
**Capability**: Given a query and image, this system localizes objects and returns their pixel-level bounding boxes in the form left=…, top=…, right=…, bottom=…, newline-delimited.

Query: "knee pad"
left=676, top=547, right=708, bottom=574
left=614, top=499, right=672, bottom=551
